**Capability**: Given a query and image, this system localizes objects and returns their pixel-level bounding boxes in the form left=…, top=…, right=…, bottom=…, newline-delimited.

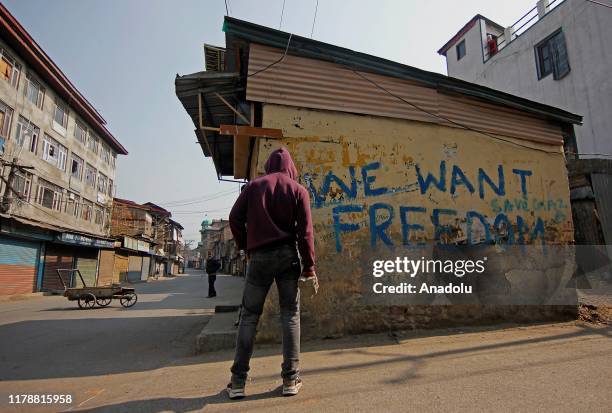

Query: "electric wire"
left=310, top=0, right=319, bottom=38
left=279, top=0, right=286, bottom=29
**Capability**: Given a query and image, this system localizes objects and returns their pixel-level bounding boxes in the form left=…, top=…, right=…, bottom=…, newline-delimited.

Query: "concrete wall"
left=0, top=37, right=117, bottom=237
left=254, top=103, right=575, bottom=340
left=445, top=0, right=612, bottom=158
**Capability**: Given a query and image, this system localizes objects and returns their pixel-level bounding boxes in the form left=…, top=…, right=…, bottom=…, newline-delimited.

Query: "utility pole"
left=0, top=157, right=34, bottom=214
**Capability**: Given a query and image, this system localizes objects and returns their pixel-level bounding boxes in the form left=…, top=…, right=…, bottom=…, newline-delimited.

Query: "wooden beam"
left=197, top=93, right=204, bottom=129
left=219, top=124, right=283, bottom=139
left=214, top=92, right=250, bottom=125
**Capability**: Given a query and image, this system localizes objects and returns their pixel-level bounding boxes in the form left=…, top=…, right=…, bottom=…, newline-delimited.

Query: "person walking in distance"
left=205, top=251, right=221, bottom=298
left=226, top=147, right=317, bottom=399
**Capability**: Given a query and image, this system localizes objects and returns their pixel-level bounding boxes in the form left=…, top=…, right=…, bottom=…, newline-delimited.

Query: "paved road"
left=0, top=272, right=611, bottom=412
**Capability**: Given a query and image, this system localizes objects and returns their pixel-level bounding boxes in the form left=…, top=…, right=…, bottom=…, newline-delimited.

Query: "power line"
left=351, top=69, right=565, bottom=156
left=279, top=0, right=286, bottom=29
left=224, top=0, right=230, bottom=15
left=248, top=33, right=293, bottom=78
left=310, top=0, right=319, bottom=38
left=586, top=0, right=612, bottom=9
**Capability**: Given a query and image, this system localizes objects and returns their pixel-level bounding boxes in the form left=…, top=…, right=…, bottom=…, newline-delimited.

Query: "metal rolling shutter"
left=113, top=252, right=128, bottom=283
left=140, top=256, right=150, bottom=281
left=127, top=255, right=142, bottom=283
left=0, top=236, right=40, bottom=295
left=97, top=249, right=115, bottom=286
left=42, top=245, right=74, bottom=291
left=75, top=249, right=99, bottom=287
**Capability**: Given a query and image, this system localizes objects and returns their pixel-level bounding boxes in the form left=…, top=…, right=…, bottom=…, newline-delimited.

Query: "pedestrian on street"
left=226, top=147, right=317, bottom=399
left=205, top=252, right=221, bottom=298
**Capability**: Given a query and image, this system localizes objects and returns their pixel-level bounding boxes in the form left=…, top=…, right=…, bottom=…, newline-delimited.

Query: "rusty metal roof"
left=174, top=71, right=245, bottom=176
left=223, top=16, right=582, bottom=125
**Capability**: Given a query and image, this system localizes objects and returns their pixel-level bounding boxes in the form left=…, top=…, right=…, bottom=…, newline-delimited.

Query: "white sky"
left=5, top=0, right=539, bottom=242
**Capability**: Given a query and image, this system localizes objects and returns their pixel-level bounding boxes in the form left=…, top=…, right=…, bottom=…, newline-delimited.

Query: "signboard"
left=137, top=240, right=149, bottom=252
left=58, top=233, right=114, bottom=248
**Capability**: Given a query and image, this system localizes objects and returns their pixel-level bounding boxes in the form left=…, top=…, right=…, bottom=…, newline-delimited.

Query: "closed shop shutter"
left=127, top=255, right=142, bottom=283
left=0, top=236, right=40, bottom=295
left=42, top=245, right=74, bottom=291
left=75, top=249, right=98, bottom=287
left=141, top=256, right=150, bottom=281
left=97, top=250, right=115, bottom=286
left=113, top=252, right=128, bottom=283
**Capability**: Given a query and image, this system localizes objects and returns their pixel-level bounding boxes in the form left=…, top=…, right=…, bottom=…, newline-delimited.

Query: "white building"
left=438, top=0, right=612, bottom=159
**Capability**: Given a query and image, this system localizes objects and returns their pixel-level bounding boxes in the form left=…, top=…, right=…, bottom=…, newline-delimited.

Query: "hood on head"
left=264, top=148, right=298, bottom=180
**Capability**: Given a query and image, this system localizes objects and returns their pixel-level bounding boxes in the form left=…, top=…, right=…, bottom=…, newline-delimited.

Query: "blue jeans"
left=231, top=244, right=301, bottom=384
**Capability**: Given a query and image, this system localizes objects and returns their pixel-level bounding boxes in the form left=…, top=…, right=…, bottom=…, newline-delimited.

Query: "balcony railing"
left=485, top=0, right=564, bottom=61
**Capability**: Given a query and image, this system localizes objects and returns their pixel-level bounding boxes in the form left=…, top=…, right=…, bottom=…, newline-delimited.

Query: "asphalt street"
left=0, top=270, right=610, bottom=412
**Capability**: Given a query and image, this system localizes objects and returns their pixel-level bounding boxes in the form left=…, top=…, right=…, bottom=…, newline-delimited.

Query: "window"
left=110, top=152, right=116, bottom=169
left=13, top=170, right=32, bottom=201
left=101, top=143, right=111, bottom=164
left=0, top=100, right=13, bottom=154
left=108, top=178, right=114, bottom=197
left=41, top=134, right=67, bottom=171
left=36, top=179, right=62, bottom=211
left=24, top=75, right=44, bottom=109
left=74, top=121, right=87, bottom=144
left=536, top=30, right=570, bottom=80
left=15, top=116, right=39, bottom=153
left=456, top=40, right=466, bottom=61
left=94, top=205, right=104, bottom=225
left=53, top=101, right=68, bottom=134
left=97, top=173, right=107, bottom=194
left=81, top=199, right=93, bottom=221
left=85, top=164, right=97, bottom=188
left=70, top=154, right=84, bottom=180
left=0, top=49, right=21, bottom=88
left=0, top=100, right=14, bottom=138
left=87, top=133, right=98, bottom=154
left=65, top=192, right=80, bottom=217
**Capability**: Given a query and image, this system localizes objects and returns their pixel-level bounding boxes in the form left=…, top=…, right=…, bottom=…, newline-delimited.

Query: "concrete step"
left=196, top=310, right=238, bottom=353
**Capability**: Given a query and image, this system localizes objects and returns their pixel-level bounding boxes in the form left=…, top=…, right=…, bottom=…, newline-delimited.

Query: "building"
left=199, top=218, right=244, bottom=276
left=176, top=17, right=582, bottom=340
left=0, top=4, right=127, bottom=294
left=109, top=198, right=156, bottom=283
left=166, top=218, right=184, bottom=274
left=438, top=0, right=612, bottom=246
left=109, top=198, right=184, bottom=280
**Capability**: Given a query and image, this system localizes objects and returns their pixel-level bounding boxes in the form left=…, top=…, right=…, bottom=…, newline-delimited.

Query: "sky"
left=4, top=0, right=537, bottom=242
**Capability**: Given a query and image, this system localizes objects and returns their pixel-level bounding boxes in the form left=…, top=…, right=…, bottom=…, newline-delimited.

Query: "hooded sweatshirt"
left=229, top=148, right=315, bottom=273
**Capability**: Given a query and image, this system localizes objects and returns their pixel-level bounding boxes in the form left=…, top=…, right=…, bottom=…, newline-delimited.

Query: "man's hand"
left=300, top=270, right=319, bottom=295
left=301, top=270, right=317, bottom=279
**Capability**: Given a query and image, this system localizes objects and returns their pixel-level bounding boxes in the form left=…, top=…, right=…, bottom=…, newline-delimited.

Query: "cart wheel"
left=78, top=293, right=96, bottom=309
left=120, top=292, right=138, bottom=308
left=96, top=297, right=112, bottom=307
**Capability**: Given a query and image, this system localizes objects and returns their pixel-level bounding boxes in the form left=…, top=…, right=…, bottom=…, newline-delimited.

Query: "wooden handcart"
left=57, top=269, right=138, bottom=309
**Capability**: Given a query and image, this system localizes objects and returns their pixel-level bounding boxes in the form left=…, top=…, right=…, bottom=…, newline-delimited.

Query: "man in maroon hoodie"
left=226, top=147, right=316, bottom=399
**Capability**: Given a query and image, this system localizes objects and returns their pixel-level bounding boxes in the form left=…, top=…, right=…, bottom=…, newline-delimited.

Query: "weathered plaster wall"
left=255, top=104, right=576, bottom=340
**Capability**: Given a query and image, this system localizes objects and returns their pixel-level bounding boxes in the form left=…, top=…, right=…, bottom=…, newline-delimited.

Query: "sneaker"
left=282, top=377, right=302, bottom=396
left=226, top=382, right=245, bottom=399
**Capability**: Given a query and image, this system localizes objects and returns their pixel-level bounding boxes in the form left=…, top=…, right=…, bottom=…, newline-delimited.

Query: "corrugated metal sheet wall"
left=113, top=252, right=128, bottom=283
left=97, top=249, right=115, bottom=286
left=42, top=245, right=74, bottom=291
left=75, top=250, right=98, bottom=287
left=127, top=255, right=142, bottom=283
left=141, top=256, right=150, bottom=281
left=247, top=44, right=563, bottom=146
left=0, top=236, right=39, bottom=295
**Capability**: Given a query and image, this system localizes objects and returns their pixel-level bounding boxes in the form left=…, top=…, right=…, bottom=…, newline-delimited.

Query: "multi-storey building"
left=0, top=4, right=127, bottom=294
left=438, top=0, right=612, bottom=246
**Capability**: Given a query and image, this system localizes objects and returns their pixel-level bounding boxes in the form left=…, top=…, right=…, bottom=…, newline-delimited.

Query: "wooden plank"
left=233, top=135, right=251, bottom=179
left=219, top=124, right=283, bottom=138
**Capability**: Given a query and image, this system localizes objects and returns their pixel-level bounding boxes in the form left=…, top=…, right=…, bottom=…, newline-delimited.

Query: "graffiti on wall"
left=303, top=160, right=567, bottom=252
